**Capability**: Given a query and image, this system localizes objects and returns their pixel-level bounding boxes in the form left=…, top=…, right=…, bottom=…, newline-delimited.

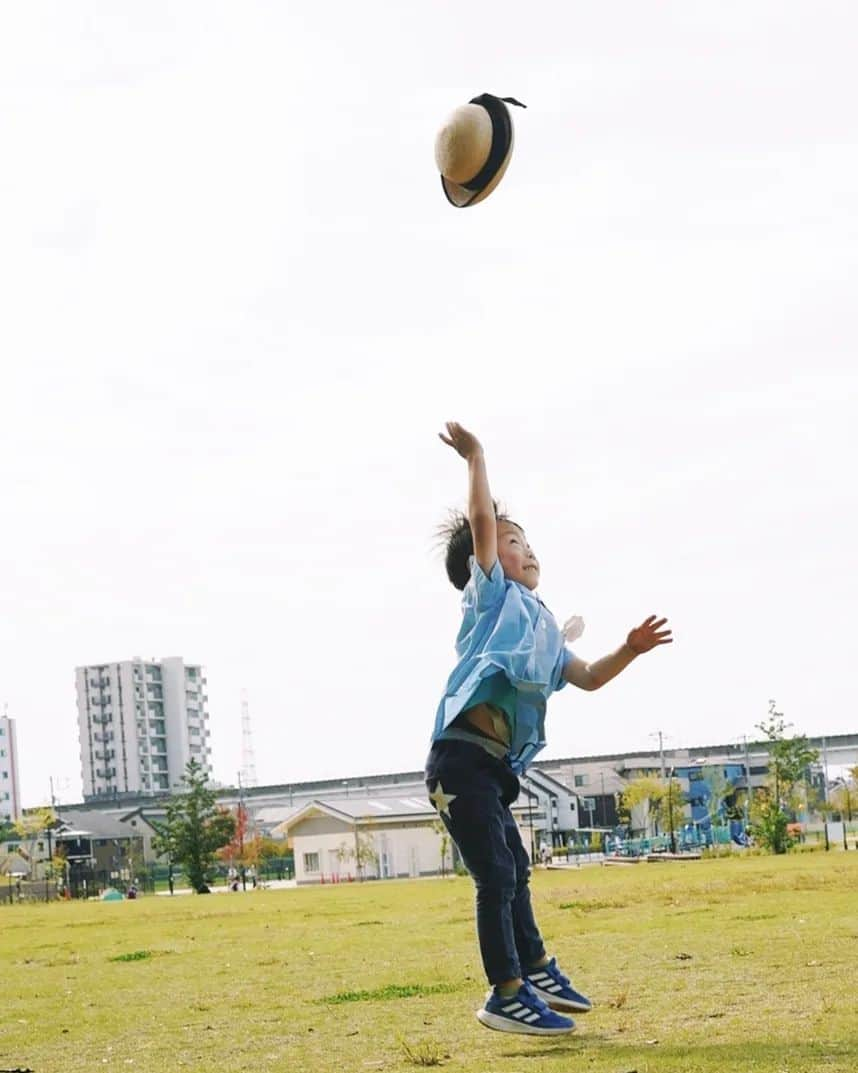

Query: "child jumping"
left=426, top=422, right=672, bottom=1036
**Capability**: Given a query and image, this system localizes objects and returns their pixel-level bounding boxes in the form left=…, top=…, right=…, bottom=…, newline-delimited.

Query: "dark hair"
left=437, top=502, right=511, bottom=591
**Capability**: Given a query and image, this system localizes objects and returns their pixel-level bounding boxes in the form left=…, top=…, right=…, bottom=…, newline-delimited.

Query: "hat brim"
left=441, top=139, right=514, bottom=208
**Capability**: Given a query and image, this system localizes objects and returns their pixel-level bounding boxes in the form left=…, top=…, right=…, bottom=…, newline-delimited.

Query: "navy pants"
left=425, top=739, right=546, bottom=985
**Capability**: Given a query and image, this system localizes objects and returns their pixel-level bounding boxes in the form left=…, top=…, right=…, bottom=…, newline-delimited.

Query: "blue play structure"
left=676, top=762, right=750, bottom=846
left=606, top=763, right=753, bottom=856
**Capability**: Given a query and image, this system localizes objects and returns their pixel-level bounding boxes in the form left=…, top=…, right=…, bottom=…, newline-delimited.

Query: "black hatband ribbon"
left=459, top=93, right=526, bottom=193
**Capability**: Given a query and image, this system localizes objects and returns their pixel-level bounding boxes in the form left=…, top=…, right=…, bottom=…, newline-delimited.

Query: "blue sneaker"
left=476, top=981, right=576, bottom=1035
left=526, top=958, right=592, bottom=1013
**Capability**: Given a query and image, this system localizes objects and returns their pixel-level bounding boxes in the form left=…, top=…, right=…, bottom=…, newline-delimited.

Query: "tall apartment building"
left=0, top=711, right=22, bottom=823
left=75, top=657, right=211, bottom=801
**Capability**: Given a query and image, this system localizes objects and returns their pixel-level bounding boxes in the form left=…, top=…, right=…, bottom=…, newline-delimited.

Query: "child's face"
left=497, top=521, right=540, bottom=590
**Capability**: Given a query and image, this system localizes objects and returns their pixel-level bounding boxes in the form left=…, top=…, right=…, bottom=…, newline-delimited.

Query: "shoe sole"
left=476, top=1009, right=576, bottom=1036
left=529, top=986, right=592, bottom=1013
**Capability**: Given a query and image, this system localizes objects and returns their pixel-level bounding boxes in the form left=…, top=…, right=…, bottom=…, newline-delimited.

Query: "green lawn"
left=2, top=851, right=857, bottom=1073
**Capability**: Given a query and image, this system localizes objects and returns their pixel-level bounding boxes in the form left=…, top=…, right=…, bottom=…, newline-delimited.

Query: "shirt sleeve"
left=466, top=556, right=507, bottom=613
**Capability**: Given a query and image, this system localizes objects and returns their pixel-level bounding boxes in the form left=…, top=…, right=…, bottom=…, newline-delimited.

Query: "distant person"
left=426, top=423, right=672, bottom=1036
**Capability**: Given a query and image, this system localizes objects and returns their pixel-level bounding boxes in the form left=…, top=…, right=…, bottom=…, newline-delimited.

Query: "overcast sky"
left=3, top=3, right=857, bottom=808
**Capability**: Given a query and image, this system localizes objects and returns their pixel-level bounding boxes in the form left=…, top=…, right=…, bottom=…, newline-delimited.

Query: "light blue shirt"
left=432, top=558, right=573, bottom=773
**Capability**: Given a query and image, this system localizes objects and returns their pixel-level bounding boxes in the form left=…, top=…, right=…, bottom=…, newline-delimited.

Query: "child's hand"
left=562, top=615, right=585, bottom=643
left=439, top=422, right=483, bottom=461
left=627, top=615, right=672, bottom=655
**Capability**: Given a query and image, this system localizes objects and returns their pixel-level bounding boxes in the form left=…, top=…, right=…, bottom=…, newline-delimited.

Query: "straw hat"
left=434, top=93, right=526, bottom=208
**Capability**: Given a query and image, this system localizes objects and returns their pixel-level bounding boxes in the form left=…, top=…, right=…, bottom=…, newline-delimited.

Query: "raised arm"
left=563, top=615, right=672, bottom=690
left=439, top=422, right=497, bottom=575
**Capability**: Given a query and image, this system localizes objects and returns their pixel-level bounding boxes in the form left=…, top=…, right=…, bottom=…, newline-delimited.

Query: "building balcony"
left=95, top=768, right=116, bottom=779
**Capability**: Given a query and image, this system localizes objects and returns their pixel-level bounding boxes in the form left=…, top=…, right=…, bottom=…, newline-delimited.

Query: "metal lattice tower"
left=239, top=689, right=258, bottom=788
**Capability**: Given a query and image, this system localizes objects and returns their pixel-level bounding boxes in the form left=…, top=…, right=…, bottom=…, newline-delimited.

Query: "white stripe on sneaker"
left=529, top=972, right=549, bottom=983
left=523, top=1012, right=542, bottom=1023
left=511, top=1008, right=531, bottom=1020
left=502, top=1002, right=523, bottom=1013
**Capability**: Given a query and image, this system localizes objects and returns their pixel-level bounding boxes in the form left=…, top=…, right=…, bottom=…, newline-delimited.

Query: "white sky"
left=2, top=2, right=857, bottom=808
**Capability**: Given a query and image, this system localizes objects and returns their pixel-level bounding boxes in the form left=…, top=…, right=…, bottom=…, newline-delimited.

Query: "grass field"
left=2, top=851, right=857, bottom=1073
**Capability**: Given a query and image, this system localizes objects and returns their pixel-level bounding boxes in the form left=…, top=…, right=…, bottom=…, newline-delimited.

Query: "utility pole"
left=45, top=821, right=53, bottom=903
left=666, top=766, right=677, bottom=854
left=651, top=730, right=666, bottom=778
left=237, top=772, right=247, bottom=891
left=822, top=737, right=831, bottom=851
left=741, top=735, right=752, bottom=837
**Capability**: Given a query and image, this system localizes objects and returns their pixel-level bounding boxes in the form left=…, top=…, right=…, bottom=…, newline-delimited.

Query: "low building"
left=274, top=796, right=447, bottom=883
left=274, top=793, right=542, bottom=884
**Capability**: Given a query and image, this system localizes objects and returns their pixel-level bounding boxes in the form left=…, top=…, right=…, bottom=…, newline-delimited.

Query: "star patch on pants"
left=429, top=781, right=457, bottom=817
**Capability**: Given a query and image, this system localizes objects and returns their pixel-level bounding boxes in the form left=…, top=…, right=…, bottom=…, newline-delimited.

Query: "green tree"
left=335, top=827, right=379, bottom=880
left=152, top=760, right=235, bottom=892
left=751, top=705, right=819, bottom=853
left=14, top=807, right=62, bottom=877
left=620, top=775, right=683, bottom=837
left=830, top=771, right=857, bottom=821
left=255, top=835, right=286, bottom=862
left=432, top=819, right=452, bottom=876
left=751, top=789, right=792, bottom=854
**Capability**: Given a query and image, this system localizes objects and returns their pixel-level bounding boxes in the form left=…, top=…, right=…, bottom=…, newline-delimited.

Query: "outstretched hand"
left=563, top=615, right=585, bottom=643
left=439, top=421, right=483, bottom=461
left=627, top=615, right=672, bottom=655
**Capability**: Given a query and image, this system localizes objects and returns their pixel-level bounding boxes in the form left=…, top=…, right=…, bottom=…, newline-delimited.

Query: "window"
left=574, top=774, right=588, bottom=787
left=303, top=852, right=320, bottom=874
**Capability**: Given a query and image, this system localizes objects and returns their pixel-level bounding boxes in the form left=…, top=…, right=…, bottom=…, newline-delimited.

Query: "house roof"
left=524, top=768, right=577, bottom=795
left=252, top=804, right=304, bottom=827
left=274, top=793, right=538, bottom=836
left=54, top=808, right=144, bottom=840
left=273, top=795, right=435, bottom=835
